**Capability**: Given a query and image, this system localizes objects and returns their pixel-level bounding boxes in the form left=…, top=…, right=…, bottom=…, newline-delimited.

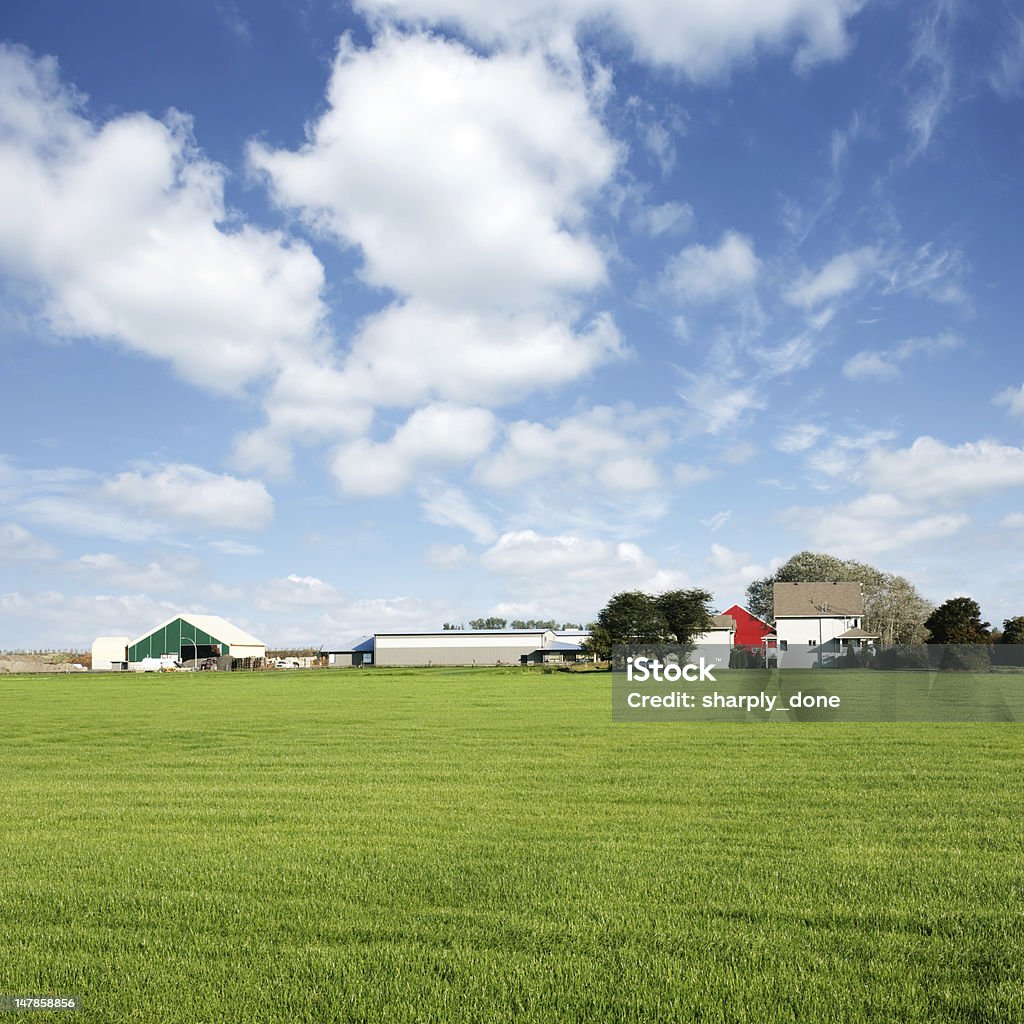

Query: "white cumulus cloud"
left=0, top=45, right=329, bottom=394
left=783, top=493, right=969, bottom=556
left=341, top=303, right=625, bottom=410
left=250, top=31, right=617, bottom=312
left=354, top=0, right=866, bottom=78
left=863, top=437, right=1024, bottom=504
left=480, top=528, right=690, bottom=621
left=332, top=404, right=497, bottom=496
left=476, top=405, right=665, bottom=491
left=664, top=231, right=759, bottom=302
left=784, top=245, right=881, bottom=308
left=102, top=464, right=275, bottom=531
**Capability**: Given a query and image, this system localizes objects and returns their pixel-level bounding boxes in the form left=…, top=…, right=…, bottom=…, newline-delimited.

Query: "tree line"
left=442, top=618, right=585, bottom=630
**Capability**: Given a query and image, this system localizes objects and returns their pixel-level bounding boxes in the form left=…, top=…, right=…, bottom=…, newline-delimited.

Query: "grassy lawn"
left=1, top=667, right=1021, bottom=1022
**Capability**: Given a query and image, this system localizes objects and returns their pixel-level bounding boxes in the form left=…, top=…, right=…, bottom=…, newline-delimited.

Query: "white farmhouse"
left=772, top=582, right=878, bottom=667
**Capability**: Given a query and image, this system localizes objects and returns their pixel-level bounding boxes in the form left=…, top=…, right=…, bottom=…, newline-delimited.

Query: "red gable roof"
left=722, top=604, right=773, bottom=647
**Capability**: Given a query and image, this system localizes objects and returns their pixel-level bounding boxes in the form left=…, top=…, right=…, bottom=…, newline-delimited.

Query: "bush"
left=729, top=648, right=750, bottom=669
left=729, top=647, right=765, bottom=669
left=990, top=644, right=1024, bottom=668
left=939, top=645, right=991, bottom=672
left=873, top=645, right=934, bottom=671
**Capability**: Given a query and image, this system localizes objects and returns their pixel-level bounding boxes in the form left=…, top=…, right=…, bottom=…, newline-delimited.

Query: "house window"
left=808, top=639, right=817, bottom=646
left=779, top=640, right=788, bottom=651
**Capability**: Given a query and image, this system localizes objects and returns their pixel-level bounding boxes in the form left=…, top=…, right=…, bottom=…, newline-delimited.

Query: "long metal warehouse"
left=321, top=629, right=590, bottom=668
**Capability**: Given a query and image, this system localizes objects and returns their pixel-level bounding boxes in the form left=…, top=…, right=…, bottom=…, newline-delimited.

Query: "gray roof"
left=773, top=582, right=864, bottom=617
left=836, top=627, right=879, bottom=639
left=709, top=614, right=737, bottom=630
left=373, top=629, right=554, bottom=637
left=320, top=629, right=590, bottom=653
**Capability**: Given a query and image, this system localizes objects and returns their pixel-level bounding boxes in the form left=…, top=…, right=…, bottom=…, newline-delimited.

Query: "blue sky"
left=1, top=0, right=1023, bottom=648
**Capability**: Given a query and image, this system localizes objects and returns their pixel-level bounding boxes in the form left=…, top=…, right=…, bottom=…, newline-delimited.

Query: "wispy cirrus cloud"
left=0, top=521, right=58, bottom=563
left=904, top=0, right=959, bottom=160
left=988, top=12, right=1024, bottom=99
left=842, top=331, right=961, bottom=381
left=994, top=382, right=1024, bottom=420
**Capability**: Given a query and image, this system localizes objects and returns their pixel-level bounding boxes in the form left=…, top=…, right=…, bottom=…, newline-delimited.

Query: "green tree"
left=997, top=616, right=1024, bottom=645
left=586, top=592, right=666, bottom=661
left=924, top=598, right=990, bottom=644
left=585, top=589, right=714, bottom=660
left=468, top=617, right=508, bottom=630
left=655, top=589, right=714, bottom=645
left=746, top=551, right=932, bottom=644
left=745, top=576, right=775, bottom=623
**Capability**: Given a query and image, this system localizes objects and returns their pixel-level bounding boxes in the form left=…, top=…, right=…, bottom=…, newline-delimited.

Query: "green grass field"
left=1, top=668, right=1021, bottom=1022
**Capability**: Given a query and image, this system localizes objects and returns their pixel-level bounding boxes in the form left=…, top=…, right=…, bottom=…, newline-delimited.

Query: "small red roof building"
left=721, top=604, right=774, bottom=647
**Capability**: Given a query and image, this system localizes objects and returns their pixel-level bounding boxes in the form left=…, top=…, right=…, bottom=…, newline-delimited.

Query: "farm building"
left=126, top=614, right=266, bottom=668
left=321, top=629, right=590, bottom=668
left=772, top=582, right=878, bottom=666
left=92, top=636, right=129, bottom=671
left=519, top=639, right=589, bottom=666
left=321, top=636, right=375, bottom=668
left=720, top=604, right=774, bottom=648
left=692, top=614, right=737, bottom=647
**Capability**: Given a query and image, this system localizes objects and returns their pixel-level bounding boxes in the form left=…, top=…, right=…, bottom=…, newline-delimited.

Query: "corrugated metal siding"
left=377, top=643, right=539, bottom=667
left=376, top=631, right=550, bottom=651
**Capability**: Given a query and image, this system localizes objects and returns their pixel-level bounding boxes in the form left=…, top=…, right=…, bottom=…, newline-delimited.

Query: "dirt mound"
left=0, top=654, right=88, bottom=674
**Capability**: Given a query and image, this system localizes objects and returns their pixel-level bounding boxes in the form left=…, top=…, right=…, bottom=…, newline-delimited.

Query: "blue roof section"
left=320, top=636, right=375, bottom=654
